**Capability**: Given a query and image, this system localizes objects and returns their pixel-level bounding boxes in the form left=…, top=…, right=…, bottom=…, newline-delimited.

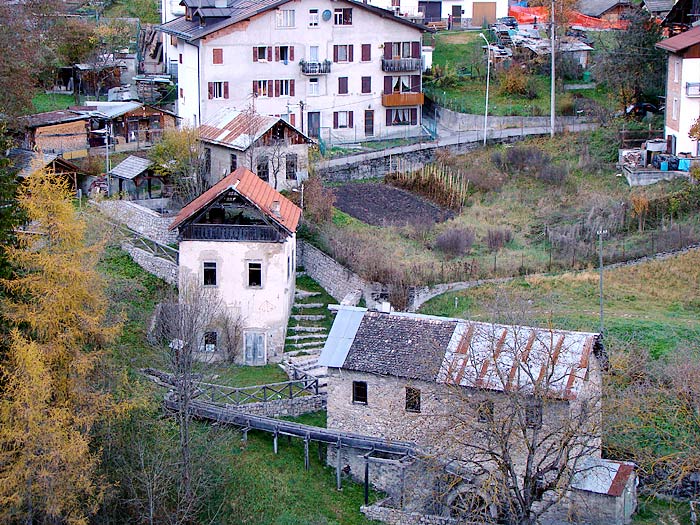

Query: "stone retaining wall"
left=96, top=199, right=179, bottom=245
left=436, top=107, right=583, bottom=132
left=236, top=394, right=325, bottom=418
left=361, top=501, right=456, bottom=525
left=121, top=241, right=178, bottom=285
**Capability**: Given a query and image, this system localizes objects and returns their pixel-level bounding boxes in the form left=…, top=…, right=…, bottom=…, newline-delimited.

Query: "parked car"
left=497, top=16, right=518, bottom=28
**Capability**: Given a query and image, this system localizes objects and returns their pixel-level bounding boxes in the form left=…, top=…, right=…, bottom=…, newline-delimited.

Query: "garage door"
left=472, top=2, right=496, bottom=26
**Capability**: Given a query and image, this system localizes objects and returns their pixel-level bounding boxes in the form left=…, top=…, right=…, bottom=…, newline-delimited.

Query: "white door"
left=244, top=332, right=266, bottom=366
left=309, top=46, right=319, bottom=62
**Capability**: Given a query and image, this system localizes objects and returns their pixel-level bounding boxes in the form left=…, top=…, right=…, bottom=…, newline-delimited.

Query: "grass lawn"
left=31, top=92, right=74, bottom=113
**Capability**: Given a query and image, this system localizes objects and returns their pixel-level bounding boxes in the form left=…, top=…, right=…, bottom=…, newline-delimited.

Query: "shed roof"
left=7, top=149, right=83, bottom=179
left=109, top=155, right=153, bottom=180
left=19, top=110, right=88, bottom=129
left=72, top=101, right=144, bottom=119
left=642, top=0, right=675, bottom=14
left=169, top=167, right=301, bottom=233
left=571, top=458, right=636, bottom=497
left=578, top=0, right=630, bottom=17
left=319, top=307, right=602, bottom=400
left=656, top=24, right=700, bottom=52
left=199, top=109, right=310, bottom=151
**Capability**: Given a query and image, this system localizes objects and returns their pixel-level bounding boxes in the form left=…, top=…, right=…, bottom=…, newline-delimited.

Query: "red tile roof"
left=169, top=167, right=301, bottom=233
left=608, top=463, right=635, bottom=497
left=656, top=25, right=700, bottom=52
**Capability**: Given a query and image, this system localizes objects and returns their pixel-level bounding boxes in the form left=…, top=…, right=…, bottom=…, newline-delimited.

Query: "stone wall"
left=236, top=394, right=325, bottom=418
left=121, top=241, right=178, bottom=285
left=361, top=500, right=456, bottom=525
left=95, top=199, right=179, bottom=245
left=436, top=107, right=583, bottom=132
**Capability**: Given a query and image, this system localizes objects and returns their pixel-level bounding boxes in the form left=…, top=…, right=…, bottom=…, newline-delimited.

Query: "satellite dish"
left=322, top=9, right=332, bottom=21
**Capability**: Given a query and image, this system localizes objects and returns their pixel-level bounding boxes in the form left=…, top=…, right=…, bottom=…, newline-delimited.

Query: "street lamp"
left=479, top=32, right=491, bottom=146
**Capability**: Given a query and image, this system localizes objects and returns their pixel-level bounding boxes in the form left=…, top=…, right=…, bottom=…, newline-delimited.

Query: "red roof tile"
left=607, top=463, right=635, bottom=497
left=169, top=167, right=301, bottom=233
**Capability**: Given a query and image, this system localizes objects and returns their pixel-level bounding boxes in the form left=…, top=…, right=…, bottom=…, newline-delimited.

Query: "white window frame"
left=256, top=46, right=268, bottom=62
left=393, top=75, right=411, bottom=93
left=334, top=7, right=352, bottom=25
left=203, top=331, right=217, bottom=353
left=337, top=44, right=349, bottom=62
left=276, top=9, right=295, bottom=28
left=309, top=77, right=319, bottom=96
left=279, top=45, right=290, bottom=63
left=672, top=97, right=678, bottom=120
left=256, top=80, right=271, bottom=97
left=212, top=81, right=225, bottom=99
left=308, top=8, right=319, bottom=27
left=337, top=111, right=349, bottom=128
left=391, top=108, right=411, bottom=126
left=247, top=261, right=263, bottom=288
left=674, top=59, right=680, bottom=83
left=203, top=261, right=217, bottom=286
left=309, top=45, right=319, bottom=62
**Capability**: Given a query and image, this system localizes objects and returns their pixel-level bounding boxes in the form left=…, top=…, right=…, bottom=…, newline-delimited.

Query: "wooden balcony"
left=300, top=61, right=331, bottom=75
left=381, top=57, right=423, bottom=72
left=381, top=92, right=425, bottom=107
left=181, top=224, right=282, bottom=242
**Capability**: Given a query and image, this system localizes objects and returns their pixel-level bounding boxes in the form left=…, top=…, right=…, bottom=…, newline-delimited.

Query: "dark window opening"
left=248, top=262, right=262, bottom=287
left=405, top=387, right=421, bottom=412
left=230, top=154, right=237, bottom=173
left=203, top=262, right=217, bottom=286
left=334, top=7, right=352, bottom=25
left=256, top=156, right=269, bottom=181
left=352, top=381, right=367, bottom=404
left=526, top=399, right=543, bottom=429
left=477, top=400, right=494, bottom=423
left=285, top=154, right=297, bottom=179
left=203, top=331, right=217, bottom=352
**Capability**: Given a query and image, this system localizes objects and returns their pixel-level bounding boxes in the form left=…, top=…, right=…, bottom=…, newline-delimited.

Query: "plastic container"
left=582, top=71, right=591, bottom=82
left=660, top=161, right=669, bottom=171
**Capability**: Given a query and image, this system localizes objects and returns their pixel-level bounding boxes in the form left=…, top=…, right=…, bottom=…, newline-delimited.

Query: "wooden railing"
left=196, top=372, right=319, bottom=405
left=381, top=57, right=423, bottom=72
left=180, top=224, right=281, bottom=242
left=381, top=92, right=425, bottom=107
left=130, top=234, right=179, bottom=264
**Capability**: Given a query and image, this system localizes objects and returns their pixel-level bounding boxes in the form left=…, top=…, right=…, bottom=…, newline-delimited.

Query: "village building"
left=641, top=0, right=677, bottom=22
left=169, top=167, right=301, bottom=365
left=8, top=148, right=88, bottom=192
left=662, top=0, right=700, bottom=32
left=319, top=306, right=636, bottom=524
left=656, top=25, right=700, bottom=156
left=367, top=0, right=509, bottom=26
left=16, top=110, right=90, bottom=158
left=157, top=0, right=428, bottom=144
left=198, top=108, right=311, bottom=191
left=578, top=0, right=634, bottom=24
left=109, top=154, right=172, bottom=200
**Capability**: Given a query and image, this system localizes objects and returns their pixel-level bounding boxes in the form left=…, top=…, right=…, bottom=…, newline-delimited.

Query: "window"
left=405, top=387, right=421, bottom=412
left=525, top=399, right=543, bottom=429
left=208, top=81, right=228, bottom=99
left=333, top=111, right=353, bottom=129
left=672, top=97, right=678, bottom=120
left=390, top=41, right=416, bottom=58
left=278, top=45, right=290, bottom=62
left=361, top=43, right=371, bottom=62
left=253, top=80, right=271, bottom=97
left=477, top=400, right=494, bottom=423
left=286, top=154, right=297, bottom=179
left=170, top=35, right=177, bottom=46
left=309, top=77, right=319, bottom=96
left=392, top=0, right=400, bottom=6
left=279, top=79, right=292, bottom=96
left=334, top=7, right=352, bottom=25
left=256, top=156, right=269, bottom=181
left=179, top=53, right=183, bottom=64
left=230, top=154, right=237, bottom=173
left=247, top=262, right=262, bottom=287
left=309, top=45, right=319, bottom=62
left=338, top=76, right=348, bottom=95
left=203, top=262, right=217, bottom=286
left=393, top=75, right=411, bottom=93
left=333, top=44, right=353, bottom=63
left=276, top=9, right=295, bottom=28
left=402, top=41, right=411, bottom=58
left=674, top=59, right=679, bottom=83
left=390, top=108, right=411, bottom=125
left=212, top=48, right=223, bottom=64
left=361, top=76, right=371, bottom=94
left=253, top=46, right=271, bottom=62
left=179, top=87, right=184, bottom=99
left=352, top=381, right=367, bottom=404
left=309, top=8, right=319, bottom=27
left=203, top=147, right=211, bottom=176
left=203, top=331, right=217, bottom=352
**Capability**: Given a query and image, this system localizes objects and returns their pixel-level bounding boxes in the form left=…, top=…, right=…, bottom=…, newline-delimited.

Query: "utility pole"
left=597, top=229, right=608, bottom=334
left=550, top=0, right=556, bottom=137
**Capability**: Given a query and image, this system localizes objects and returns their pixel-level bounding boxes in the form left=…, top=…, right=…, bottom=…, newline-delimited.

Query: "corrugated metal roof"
left=169, top=167, right=301, bottom=232
left=318, top=306, right=367, bottom=368
left=656, top=24, right=700, bottom=52
left=75, top=101, right=144, bottom=119
left=109, top=155, right=153, bottom=180
left=571, top=458, right=636, bottom=497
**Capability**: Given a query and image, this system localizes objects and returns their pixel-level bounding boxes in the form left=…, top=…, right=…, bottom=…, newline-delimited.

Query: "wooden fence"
left=195, top=371, right=318, bottom=405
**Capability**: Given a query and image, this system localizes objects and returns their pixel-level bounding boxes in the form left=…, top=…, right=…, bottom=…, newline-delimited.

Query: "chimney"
left=379, top=301, right=391, bottom=313
left=214, top=0, right=227, bottom=7
left=271, top=200, right=281, bottom=218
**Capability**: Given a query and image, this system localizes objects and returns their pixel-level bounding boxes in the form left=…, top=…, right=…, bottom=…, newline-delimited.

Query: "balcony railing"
left=300, top=60, right=331, bottom=75
left=687, top=82, right=700, bottom=97
left=181, top=224, right=282, bottom=242
left=381, top=57, right=423, bottom=72
left=382, top=92, right=425, bottom=107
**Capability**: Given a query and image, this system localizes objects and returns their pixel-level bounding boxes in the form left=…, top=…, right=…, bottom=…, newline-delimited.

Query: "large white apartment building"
left=158, top=0, right=429, bottom=144
left=368, top=0, right=508, bottom=25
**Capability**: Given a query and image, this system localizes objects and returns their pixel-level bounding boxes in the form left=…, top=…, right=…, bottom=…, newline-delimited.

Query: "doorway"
left=364, top=110, right=374, bottom=137
left=308, top=111, right=321, bottom=138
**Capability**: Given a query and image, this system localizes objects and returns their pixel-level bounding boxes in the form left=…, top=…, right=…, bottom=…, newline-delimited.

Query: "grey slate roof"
left=578, top=0, right=631, bottom=17
left=642, top=0, right=675, bottom=14
left=109, top=155, right=153, bottom=180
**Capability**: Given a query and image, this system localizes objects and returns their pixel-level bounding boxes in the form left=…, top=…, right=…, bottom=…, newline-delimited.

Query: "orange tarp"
left=508, top=6, right=628, bottom=29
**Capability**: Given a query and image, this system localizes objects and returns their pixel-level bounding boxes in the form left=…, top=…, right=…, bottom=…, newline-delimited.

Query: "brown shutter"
left=213, top=48, right=223, bottom=64
left=412, top=41, right=420, bottom=58
left=268, top=80, right=273, bottom=96
left=275, top=46, right=280, bottom=61
left=253, top=81, right=258, bottom=95
left=290, top=79, right=295, bottom=96
left=384, top=76, right=392, bottom=94
left=338, top=77, right=347, bottom=94
left=290, top=46, right=295, bottom=61
left=348, top=111, right=353, bottom=128
left=333, top=45, right=339, bottom=62
left=386, top=109, right=393, bottom=126
left=253, top=47, right=257, bottom=62
left=290, top=114, right=296, bottom=126
left=411, top=75, right=421, bottom=93
left=275, top=79, right=280, bottom=97
left=348, top=44, right=354, bottom=62
left=333, top=111, right=339, bottom=129
left=384, top=42, right=392, bottom=60
left=267, top=47, right=272, bottom=61
left=362, top=43, right=371, bottom=61
left=208, top=82, right=213, bottom=99
left=362, top=76, right=370, bottom=93
left=410, top=108, right=418, bottom=125
left=223, top=81, right=229, bottom=99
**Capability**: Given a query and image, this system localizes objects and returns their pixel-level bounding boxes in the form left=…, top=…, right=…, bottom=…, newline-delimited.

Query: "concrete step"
left=288, top=341, right=326, bottom=350
left=295, top=290, right=320, bottom=299
left=293, top=302, right=325, bottom=309
left=285, top=333, right=328, bottom=342
left=305, top=366, right=328, bottom=378
left=291, top=314, right=325, bottom=321
left=288, top=326, right=327, bottom=333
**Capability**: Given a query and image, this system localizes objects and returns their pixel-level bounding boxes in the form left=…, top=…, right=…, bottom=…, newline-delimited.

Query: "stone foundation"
left=237, top=394, right=325, bottom=418
left=95, top=199, right=179, bottom=245
left=361, top=500, right=457, bottom=525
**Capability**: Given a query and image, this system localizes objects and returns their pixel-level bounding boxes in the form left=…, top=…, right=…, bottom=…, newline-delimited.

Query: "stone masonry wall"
left=436, top=107, right=583, bottom=132
left=121, top=241, right=178, bottom=285
left=236, top=394, right=325, bottom=418
left=96, top=200, right=179, bottom=245
left=361, top=501, right=457, bottom=525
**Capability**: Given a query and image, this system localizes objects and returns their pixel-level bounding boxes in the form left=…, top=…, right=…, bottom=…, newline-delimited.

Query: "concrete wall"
left=95, top=199, right=179, bottom=245
left=436, top=106, right=583, bottom=132
left=121, top=241, right=178, bottom=285
left=237, top=393, right=325, bottom=418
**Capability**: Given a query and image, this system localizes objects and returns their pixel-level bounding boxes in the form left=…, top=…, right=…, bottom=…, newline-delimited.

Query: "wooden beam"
left=336, top=445, right=342, bottom=491
left=304, top=433, right=310, bottom=471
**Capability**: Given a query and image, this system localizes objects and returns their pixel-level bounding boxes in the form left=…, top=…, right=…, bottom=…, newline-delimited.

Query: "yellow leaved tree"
left=0, top=169, right=117, bottom=524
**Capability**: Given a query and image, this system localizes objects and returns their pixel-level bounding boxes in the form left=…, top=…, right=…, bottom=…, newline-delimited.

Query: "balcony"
left=687, top=82, right=700, bottom=97
left=181, top=224, right=282, bottom=242
left=300, top=60, right=331, bottom=75
left=381, top=57, right=423, bottom=72
left=381, top=92, right=425, bottom=107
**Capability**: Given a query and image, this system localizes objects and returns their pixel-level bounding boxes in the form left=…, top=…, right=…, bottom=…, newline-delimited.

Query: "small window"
left=335, top=111, right=351, bottom=129
left=203, top=262, right=217, bottom=286
left=256, top=156, right=269, bottom=181
left=526, top=399, right=543, bottom=429
left=279, top=79, right=291, bottom=96
left=285, top=154, right=297, bottom=179
left=335, top=44, right=349, bottom=62
left=276, top=9, right=295, bottom=28
left=279, top=45, right=290, bottom=62
left=254, top=80, right=271, bottom=97
left=203, top=331, right=217, bottom=352
left=248, top=262, right=262, bottom=287
left=212, top=48, right=223, bottom=64
left=361, top=76, right=371, bottom=94
left=309, top=77, right=319, bottom=96
left=361, top=43, right=371, bottom=62
left=338, top=76, right=348, bottom=95
left=210, top=81, right=225, bottom=99
left=405, top=387, right=421, bottom=412
left=309, top=8, right=319, bottom=27
left=230, top=154, right=237, bottom=173
left=477, top=400, right=494, bottom=423
left=402, top=41, right=411, bottom=58
left=255, top=46, right=268, bottom=61
left=334, top=7, right=352, bottom=25
left=352, top=381, right=367, bottom=404
left=672, top=97, right=678, bottom=120
left=179, top=53, right=183, bottom=64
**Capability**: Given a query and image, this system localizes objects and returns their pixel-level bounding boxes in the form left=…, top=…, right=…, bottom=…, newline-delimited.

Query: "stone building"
left=319, top=306, right=636, bottom=524
left=169, top=167, right=301, bottom=364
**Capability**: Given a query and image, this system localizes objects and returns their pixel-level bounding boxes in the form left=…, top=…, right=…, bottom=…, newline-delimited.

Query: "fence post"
left=289, top=382, right=294, bottom=399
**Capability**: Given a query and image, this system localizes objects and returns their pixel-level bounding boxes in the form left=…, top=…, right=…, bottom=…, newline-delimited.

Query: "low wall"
left=95, top=199, right=179, bottom=245
left=361, top=501, right=456, bottom=525
left=436, top=107, right=583, bottom=132
left=121, top=241, right=178, bottom=285
left=236, top=394, right=325, bottom=418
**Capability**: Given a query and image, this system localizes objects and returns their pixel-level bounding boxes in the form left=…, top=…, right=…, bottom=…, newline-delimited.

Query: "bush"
left=485, top=227, right=513, bottom=252
left=538, top=163, right=568, bottom=185
left=498, top=68, right=529, bottom=97
left=434, top=227, right=475, bottom=259
left=505, top=146, right=550, bottom=174
left=302, top=176, right=335, bottom=224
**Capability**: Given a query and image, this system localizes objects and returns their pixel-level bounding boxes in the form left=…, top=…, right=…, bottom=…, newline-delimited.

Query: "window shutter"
left=333, top=45, right=339, bottom=62
left=362, top=76, right=371, bottom=93
left=275, top=79, right=280, bottom=97
left=224, top=81, right=229, bottom=99
left=290, top=114, right=296, bottom=126
left=411, top=75, right=421, bottom=93
left=338, top=77, right=347, bottom=94
left=348, top=111, right=353, bottom=128
left=253, top=47, right=257, bottom=62
left=268, top=80, right=273, bottom=96
left=348, top=44, right=354, bottom=62
left=253, top=81, right=258, bottom=95
left=290, top=46, right=295, bottom=61
left=384, top=76, right=392, bottom=94
left=208, top=82, right=214, bottom=99
left=386, top=109, right=393, bottom=126
left=275, top=46, right=280, bottom=61
left=267, top=47, right=272, bottom=61
left=290, top=79, right=295, bottom=96
left=179, top=53, right=183, bottom=64
left=412, top=41, right=420, bottom=58
left=213, top=48, right=223, bottom=64
left=410, top=108, right=418, bottom=125
left=362, top=43, right=371, bottom=61
left=333, top=112, right=339, bottom=129
left=384, top=42, right=392, bottom=60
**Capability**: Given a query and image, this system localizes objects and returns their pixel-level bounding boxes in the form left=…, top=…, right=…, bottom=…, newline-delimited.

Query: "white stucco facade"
left=161, top=0, right=428, bottom=143
left=665, top=55, right=700, bottom=156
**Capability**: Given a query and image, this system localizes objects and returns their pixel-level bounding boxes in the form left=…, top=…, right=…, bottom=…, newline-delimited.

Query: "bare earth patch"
left=333, top=183, right=454, bottom=226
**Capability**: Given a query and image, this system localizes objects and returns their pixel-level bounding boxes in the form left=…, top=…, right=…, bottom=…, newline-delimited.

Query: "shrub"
left=504, top=146, right=550, bottom=174
left=538, top=163, right=568, bottom=185
left=434, top=227, right=475, bottom=259
left=498, top=68, right=529, bottom=97
left=302, top=176, right=335, bottom=224
left=485, top=227, right=513, bottom=252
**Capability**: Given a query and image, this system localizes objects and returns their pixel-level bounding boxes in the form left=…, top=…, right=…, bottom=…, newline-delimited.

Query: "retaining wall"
left=95, top=199, right=179, bottom=245
left=121, top=241, right=178, bottom=285
left=436, top=107, right=583, bottom=132
left=236, top=394, right=325, bottom=418
left=361, top=501, right=457, bottom=525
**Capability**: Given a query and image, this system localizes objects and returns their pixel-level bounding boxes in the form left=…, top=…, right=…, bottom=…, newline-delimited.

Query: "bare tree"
left=267, top=138, right=288, bottom=190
